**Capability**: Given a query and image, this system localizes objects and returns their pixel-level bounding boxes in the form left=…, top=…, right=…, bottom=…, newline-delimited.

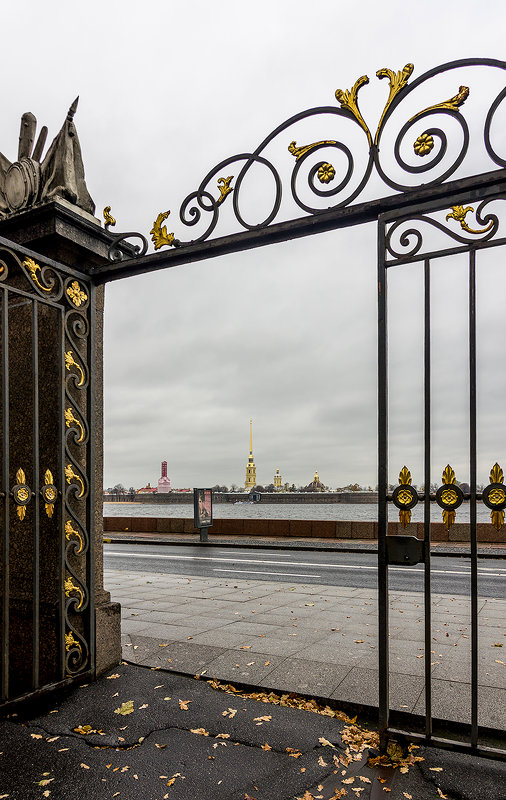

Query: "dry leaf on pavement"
left=178, top=699, right=192, bottom=710
left=114, top=700, right=134, bottom=715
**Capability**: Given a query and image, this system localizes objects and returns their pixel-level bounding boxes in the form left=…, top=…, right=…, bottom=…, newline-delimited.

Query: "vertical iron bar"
left=58, top=306, right=65, bottom=680
left=469, top=249, right=478, bottom=747
left=88, top=282, right=96, bottom=676
left=1, top=289, right=9, bottom=700
left=377, top=218, right=389, bottom=744
left=32, top=300, right=39, bottom=689
left=423, top=259, right=432, bottom=739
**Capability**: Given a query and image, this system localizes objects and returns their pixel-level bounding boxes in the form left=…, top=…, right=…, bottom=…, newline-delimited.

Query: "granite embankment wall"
left=111, top=492, right=378, bottom=505
left=103, top=516, right=506, bottom=543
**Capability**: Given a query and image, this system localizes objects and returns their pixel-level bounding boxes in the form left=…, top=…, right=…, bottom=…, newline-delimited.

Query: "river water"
left=104, top=501, right=493, bottom=523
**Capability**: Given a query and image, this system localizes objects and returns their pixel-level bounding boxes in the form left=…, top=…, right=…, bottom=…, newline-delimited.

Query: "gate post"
left=0, top=198, right=122, bottom=682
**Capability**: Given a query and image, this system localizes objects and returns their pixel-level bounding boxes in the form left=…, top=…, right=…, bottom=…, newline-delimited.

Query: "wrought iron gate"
left=378, top=188, right=506, bottom=756
left=1, top=57, right=504, bottom=754
left=0, top=237, right=94, bottom=706
left=89, top=56, right=506, bottom=756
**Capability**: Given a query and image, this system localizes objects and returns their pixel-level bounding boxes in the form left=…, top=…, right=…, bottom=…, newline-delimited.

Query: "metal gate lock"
left=386, top=535, right=424, bottom=565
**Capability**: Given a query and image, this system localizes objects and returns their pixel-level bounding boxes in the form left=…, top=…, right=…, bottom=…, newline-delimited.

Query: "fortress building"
left=157, top=460, right=172, bottom=493
left=245, top=419, right=257, bottom=489
left=273, top=468, right=282, bottom=490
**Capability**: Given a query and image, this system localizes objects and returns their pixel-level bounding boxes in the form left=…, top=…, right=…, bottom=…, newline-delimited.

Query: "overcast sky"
left=1, top=1, right=505, bottom=490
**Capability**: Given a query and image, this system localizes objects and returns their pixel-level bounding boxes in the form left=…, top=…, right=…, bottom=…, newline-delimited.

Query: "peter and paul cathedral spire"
left=245, top=418, right=257, bottom=489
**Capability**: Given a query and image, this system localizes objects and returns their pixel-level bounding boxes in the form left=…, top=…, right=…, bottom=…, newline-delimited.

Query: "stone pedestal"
left=0, top=198, right=122, bottom=679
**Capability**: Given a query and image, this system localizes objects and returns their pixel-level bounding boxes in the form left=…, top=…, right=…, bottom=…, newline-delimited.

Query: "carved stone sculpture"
left=0, top=98, right=95, bottom=217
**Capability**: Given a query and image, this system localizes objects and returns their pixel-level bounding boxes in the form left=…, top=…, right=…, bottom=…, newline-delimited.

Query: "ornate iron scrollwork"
left=392, top=466, right=419, bottom=527
left=114, top=58, right=506, bottom=257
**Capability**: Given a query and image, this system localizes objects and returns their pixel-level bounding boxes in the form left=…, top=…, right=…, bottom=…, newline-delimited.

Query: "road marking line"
left=214, top=568, right=321, bottom=577
left=105, top=551, right=503, bottom=577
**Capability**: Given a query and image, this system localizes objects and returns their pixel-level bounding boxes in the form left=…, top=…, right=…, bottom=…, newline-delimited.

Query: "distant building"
left=157, top=460, right=172, bottom=493
left=137, top=482, right=157, bottom=494
left=245, top=419, right=257, bottom=489
left=273, top=469, right=282, bottom=490
left=307, top=470, right=325, bottom=492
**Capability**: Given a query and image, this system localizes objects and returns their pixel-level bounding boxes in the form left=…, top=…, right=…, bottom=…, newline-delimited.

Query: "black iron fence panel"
left=0, top=238, right=95, bottom=706
left=378, top=188, right=506, bottom=757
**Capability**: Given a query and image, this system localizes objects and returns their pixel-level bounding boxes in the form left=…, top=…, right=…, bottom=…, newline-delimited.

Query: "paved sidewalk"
left=105, top=568, right=506, bottom=731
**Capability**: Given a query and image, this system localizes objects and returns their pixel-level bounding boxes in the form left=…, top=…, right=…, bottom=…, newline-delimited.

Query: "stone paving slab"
left=105, top=568, right=506, bottom=729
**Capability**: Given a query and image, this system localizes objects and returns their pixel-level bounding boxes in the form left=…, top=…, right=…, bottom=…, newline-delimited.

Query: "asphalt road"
left=104, top=543, right=506, bottom=597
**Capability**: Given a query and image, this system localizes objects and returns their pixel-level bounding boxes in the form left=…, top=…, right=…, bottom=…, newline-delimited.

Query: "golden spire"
left=245, top=418, right=257, bottom=489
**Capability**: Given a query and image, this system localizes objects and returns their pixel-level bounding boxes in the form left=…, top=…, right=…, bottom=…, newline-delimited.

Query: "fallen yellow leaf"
left=106, top=673, right=120, bottom=679
left=178, top=699, right=192, bottom=710
left=114, top=700, right=134, bottom=715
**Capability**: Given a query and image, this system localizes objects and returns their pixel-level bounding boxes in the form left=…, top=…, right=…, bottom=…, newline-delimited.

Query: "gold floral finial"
left=150, top=211, right=176, bottom=250
left=103, top=206, right=116, bottom=229
left=217, top=176, right=234, bottom=204
left=446, top=205, right=494, bottom=235
left=395, top=466, right=415, bottom=527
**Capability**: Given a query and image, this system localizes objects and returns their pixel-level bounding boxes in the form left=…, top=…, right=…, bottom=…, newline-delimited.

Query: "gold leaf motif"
left=399, top=466, right=412, bottom=486
left=442, top=464, right=456, bottom=485
left=65, top=464, right=85, bottom=498
left=491, top=510, right=505, bottom=532
left=66, top=281, right=88, bottom=308
left=446, top=205, right=494, bottom=235
left=443, top=509, right=456, bottom=530
left=65, top=520, right=84, bottom=554
left=410, top=85, right=470, bottom=122
left=45, top=469, right=53, bottom=486
left=16, top=468, right=26, bottom=485
left=103, top=205, right=116, bottom=229
left=65, top=577, right=84, bottom=610
left=150, top=211, right=176, bottom=250
left=23, top=257, right=52, bottom=292
left=375, top=63, right=414, bottom=143
left=65, top=631, right=81, bottom=653
left=399, top=509, right=411, bottom=528
left=217, top=176, right=234, bottom=204
left=490, top=462, right=504, bottom=485
left=335, top=75, right=372, bottom=145
left=64, top=351, right=85, bottom=387
left=65, top=408, right=84, bottom=443
left=288, top=140, right=338, bottom=162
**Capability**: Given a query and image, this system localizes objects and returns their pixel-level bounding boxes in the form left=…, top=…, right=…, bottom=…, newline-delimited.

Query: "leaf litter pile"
left=204, top=678, right=429, bottom=798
